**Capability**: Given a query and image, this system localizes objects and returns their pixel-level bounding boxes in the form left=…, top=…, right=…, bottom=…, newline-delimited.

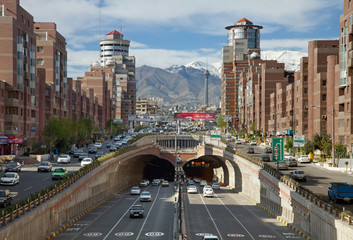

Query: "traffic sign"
left=272, top=138, right=284, bottom=162
left=293, top=135, right=305, bottom=147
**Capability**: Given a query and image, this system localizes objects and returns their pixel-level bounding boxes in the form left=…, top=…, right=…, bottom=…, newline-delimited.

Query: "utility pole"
left=332, top=106, right=335, bottom=167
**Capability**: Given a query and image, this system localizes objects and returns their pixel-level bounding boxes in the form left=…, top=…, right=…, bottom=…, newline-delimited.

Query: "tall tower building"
left=221, top=18, right=263, bottom=128
left=203, top=70, right=209, bottom=107
left=100, top=30, right=130, bottom=67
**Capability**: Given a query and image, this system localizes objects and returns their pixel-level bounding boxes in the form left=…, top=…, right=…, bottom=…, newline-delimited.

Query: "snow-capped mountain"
left=166, top=61, right=221, bottom=77
left=261, top=50, right=307, bottom=72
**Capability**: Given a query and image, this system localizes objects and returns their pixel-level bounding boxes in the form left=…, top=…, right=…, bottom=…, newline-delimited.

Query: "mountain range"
left=136, top=50, right=307, bottom=108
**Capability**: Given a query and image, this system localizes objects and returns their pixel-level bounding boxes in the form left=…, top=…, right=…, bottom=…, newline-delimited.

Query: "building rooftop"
left=106, top=30, right=122, bottom=35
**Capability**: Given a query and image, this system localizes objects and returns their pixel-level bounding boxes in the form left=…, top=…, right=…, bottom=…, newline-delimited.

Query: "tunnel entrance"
left=142, top=157, right=175, bottom=181
left=183, top=160, right=214, bottom=182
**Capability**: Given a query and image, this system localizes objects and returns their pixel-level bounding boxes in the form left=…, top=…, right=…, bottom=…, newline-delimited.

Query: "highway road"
left=184, top=184, right=303, bottom=240
left=54, top=183, right=176, bottom=240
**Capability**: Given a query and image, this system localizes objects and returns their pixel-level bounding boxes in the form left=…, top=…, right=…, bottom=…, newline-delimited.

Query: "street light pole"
left=332, top=106, right=335, bottom=167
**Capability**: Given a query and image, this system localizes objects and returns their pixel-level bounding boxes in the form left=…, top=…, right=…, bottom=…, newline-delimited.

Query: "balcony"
left=5, top=98, right=19, bottom=107
left=5, top=114, right=18, bottom=122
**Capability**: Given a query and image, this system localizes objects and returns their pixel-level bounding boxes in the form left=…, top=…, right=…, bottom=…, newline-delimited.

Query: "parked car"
left=264, top=147, right=272, bottom=153
left=57, top=154, right=71, bottom=164
left=5, top=162, right=21, bottom=172
left=52, top=168, right=68, bottom=180
left=277, top=161, right=289, bottom=170
left=140, top=191, right=152, bottom=202
left=297, top=155, right=310, bottom=163
left=37, top=161, right=52, bottom=172
left=0, top=190, right=13, bottom=207
left=260, top=154, right=271, bottom=162
left=289, top=170, right=307, bottom=181
left=129, top=205, right=144, bottom=218
left=1, top=172, right=19, bottom=185
left=247, top=147, right=255, bottom=154
left=130, top=186, right=141, bottom=195
left=81, top=158, right=93, bottom=167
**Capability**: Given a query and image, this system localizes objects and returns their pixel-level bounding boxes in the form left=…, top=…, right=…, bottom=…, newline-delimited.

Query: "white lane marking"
left=42, top=177, right=50, bottom=181
left=102, top=196, right=141, bottom=240
left=198, top=187, right=224, bottom=240
left=135, top=185, right=163, bottom=239
left=24, top=186, right=32, bottom=191
left=213, top=192, right=256, bottom=240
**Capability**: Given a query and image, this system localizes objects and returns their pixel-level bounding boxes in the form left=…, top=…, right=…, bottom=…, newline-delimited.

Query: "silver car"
left=37, top=161, right=52, bottom=172
left=140, top=191, right=152, bottom=202
left=130, top=186, right=140, bottom=195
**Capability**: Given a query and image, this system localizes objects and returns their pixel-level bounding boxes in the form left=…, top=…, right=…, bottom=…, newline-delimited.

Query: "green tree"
left=303, top=140, right=315, bottom=155
left=216, top=114, right=227, bottom=131
left=284, top=139, right=293, bottom=152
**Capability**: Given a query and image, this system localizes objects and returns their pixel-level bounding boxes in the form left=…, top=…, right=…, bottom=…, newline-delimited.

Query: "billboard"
left=7, top=136, right=24, bottom=144
left=174, top=113, right=215, bottom=119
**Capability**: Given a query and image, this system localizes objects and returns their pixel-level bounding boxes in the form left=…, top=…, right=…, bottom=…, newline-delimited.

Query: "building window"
left=37, top=59, right=44, bottom=65
left=37, top=47, right=43, bottom=53
left=304, top=88, right=308, bottom=94
left=322, top=94, right=326, bottom=102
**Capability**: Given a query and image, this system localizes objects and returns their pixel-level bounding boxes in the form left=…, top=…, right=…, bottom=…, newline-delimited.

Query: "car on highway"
left=297, top=155, right=310, bottom=163
left=152, top=179, right=160, bottom=185
left=140, top=180, right=148, bottom=187
left=78, top=153, right=89, bottom=161
left=88, top=147, right=97, bottom=154
left=284, top=157, right=298, bottom=167
left=130, top=186, right=141, bottom=195
left=81, top=158, right=93, bottom=167
left=260, top=154, right=271, bottom=162
left=140, top=191, right=152, bottom=202
left=52, top=168, right=68, bottom=180
left=129, top=205, right=144, bottom=218
left=264, top=147, right=272, bottom=153
left=236, top=139, right=242, bottom=144
left=212, top=183, right=220, bottom=189
left=203, top=187, right=214, bottom=197
left=5, top=162, right=21, bottom=172
left=37, top=161, right=52, bottom=172
left=277, top=161, right=289, bottom=170
left=193, top=178, right=201, bottom=183
left=200, top=180, right=207, bottom=186
left=109, top=146, right=118, bottom=152
left=69, top=145, right=77, bottom=155
left=95, top=151, right=104, bottom=159
left=247, top=147, right=255, bottom=154
left=1, top=172, right=19, bottom=185
left=162, top=180, right=169, bottom=187
left=0, top=190, right=13, bottom=207
left=57, top=154, right=71, bottom=164
left=73, top=149, right=84, bottom=158
left=289, top=170, right=307, bottom=181
left=250, top=140, right=257, bottom=146
left=187, top=185, right=198, bottom=194
left=93, top=142, right=102, bottom=149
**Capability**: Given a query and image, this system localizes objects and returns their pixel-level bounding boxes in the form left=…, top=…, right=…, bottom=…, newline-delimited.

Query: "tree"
left=311, top=132, right=332, bottom=159
left=284, top=139, right=293, bottom=153
left=303, top=140, right=315, bottom=155
left=335, top=143, right=348, bottom=166
left=216, top=114, right=227, bottom=131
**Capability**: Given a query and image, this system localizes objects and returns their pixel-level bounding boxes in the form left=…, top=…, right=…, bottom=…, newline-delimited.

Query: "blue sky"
left=21, top=0, right=343, bottom=79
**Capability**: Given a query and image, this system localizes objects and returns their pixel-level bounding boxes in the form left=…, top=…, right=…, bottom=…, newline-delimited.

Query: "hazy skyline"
left=21, top=0, right=343, bottom=78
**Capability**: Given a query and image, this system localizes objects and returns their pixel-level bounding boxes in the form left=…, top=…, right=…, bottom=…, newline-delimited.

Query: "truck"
left=0, top=190, right=13, bottom=207
left=328, top=182, right=353, bottom=203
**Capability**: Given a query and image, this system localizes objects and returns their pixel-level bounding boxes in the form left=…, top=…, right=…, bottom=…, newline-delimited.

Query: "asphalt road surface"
left=53, top=183, right=175, bottom=240
left=184, top=184, right=303, bottom=240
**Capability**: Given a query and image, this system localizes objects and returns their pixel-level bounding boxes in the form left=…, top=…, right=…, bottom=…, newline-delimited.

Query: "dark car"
left=0, top=190, right=12, bottom=207
left=129, top=205, right=144, bottom=218
left=73, top=149, right=84, bottom=158
left=69, top=145, right=77, bottom=155
left=5, top=162, right=21, bottom=172
left=260, top=154, right=271, bottom=162
left=264, top=147, right=272, bottom=153
left=95, top=151, right=104, bottom=159
left=88, top=147, right=97, bottom=154
left=37, top=161, right=52, bottom=172
left=78, top=153, right=89, bottom=161
left=247, top=147, right=255, bottom=154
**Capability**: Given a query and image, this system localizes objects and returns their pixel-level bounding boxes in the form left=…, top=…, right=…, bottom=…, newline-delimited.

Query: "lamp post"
left=311, top=105, right=335, bottom=166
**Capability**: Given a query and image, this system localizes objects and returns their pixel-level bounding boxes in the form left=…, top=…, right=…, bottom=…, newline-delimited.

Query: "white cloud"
left=261, top=38, right=314, bottom=52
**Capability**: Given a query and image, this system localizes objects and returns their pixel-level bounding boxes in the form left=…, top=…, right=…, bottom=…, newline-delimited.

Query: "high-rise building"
left=221, top=18, right=263, bottom=128
left=100, top=30, right=130, bottom=67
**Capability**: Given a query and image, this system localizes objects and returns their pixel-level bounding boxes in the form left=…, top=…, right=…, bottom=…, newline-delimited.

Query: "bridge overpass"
left=0, top=134, right=353, bottom=240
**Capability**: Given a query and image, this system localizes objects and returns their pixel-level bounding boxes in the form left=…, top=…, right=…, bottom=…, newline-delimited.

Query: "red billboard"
left=174, top=113, right=215, bottom=119
left=7, top=136, right=24, bottom=144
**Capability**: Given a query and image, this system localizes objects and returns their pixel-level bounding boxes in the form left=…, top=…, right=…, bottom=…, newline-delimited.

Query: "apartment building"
left=136, top=98, right=159, bottom=115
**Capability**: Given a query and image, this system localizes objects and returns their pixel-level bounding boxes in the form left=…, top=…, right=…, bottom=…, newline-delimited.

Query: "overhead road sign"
left=293, top=135, right=305, bottom=147
left=174, top=113, right=215, bottom=119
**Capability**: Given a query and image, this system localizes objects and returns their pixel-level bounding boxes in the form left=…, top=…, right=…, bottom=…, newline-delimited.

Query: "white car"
left=200, top=180, right=207, bottom=186
left=1, top=172, right=19, bottom=185
left=140, top=180, right=148, bottom=187
left=94, top=142, right=102, bottom=149
left=57, top=154, right=71, bottom=164
left=140, top=191, right=152, bottom=202
left=297, top=155, right=310, bottom=163
left=250, top=140, right=257, bottom=145
left=81, top=157, right=93, bottom=167
left=130, top=186, right=141, bottom=195
left=187, top=185, right=198, bottom=194
left=203, top=188, right=214, bottom=197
